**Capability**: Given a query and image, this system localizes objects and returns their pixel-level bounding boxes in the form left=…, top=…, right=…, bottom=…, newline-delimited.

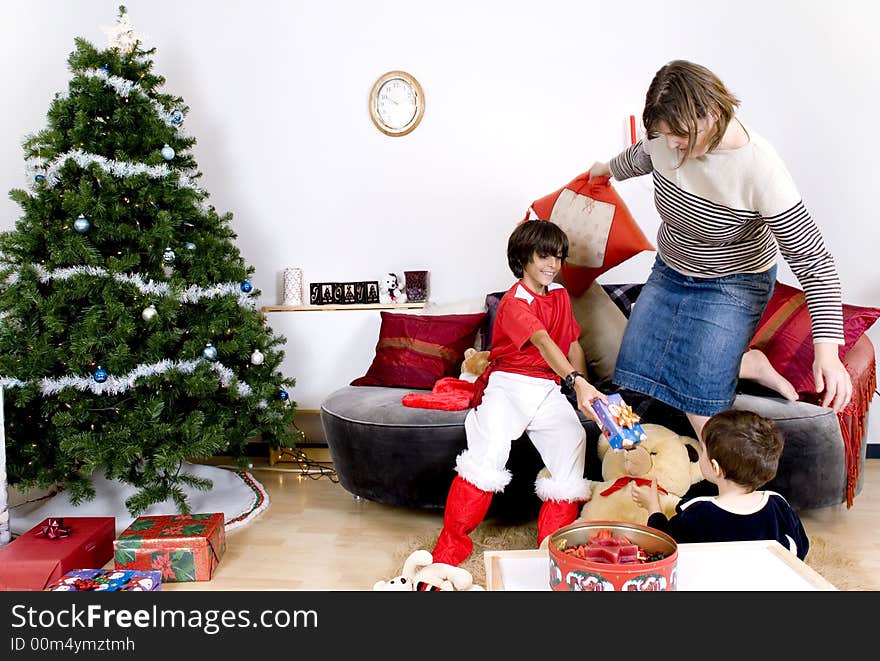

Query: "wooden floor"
left=162, top=452, right=880, bottom=591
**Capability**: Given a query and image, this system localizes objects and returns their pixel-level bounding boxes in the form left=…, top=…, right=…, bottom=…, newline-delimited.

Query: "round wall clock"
left=369, top=70, right=425, bottom=137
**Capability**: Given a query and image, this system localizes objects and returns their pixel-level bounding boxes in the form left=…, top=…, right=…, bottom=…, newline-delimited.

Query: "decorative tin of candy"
left=548, top=521, right=677, bottom=591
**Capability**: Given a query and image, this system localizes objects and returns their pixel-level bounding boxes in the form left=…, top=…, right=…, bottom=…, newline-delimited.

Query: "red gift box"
left=0, top=517, right=115, bottom=591
left=113, top=513, right=225, bottom=582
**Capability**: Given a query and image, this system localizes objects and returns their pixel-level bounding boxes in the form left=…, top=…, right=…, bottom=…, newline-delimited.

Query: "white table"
left=484, top=540, right=836, bottom=591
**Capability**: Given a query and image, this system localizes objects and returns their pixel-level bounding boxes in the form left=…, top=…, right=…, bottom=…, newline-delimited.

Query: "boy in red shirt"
left=432, top=220, right=606, bottom=566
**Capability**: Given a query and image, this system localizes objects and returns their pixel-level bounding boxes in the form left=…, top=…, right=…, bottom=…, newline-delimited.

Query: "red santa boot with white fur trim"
left=537, top=500, right=581, bottom=547
left=431, top=476, right=494, bottom=566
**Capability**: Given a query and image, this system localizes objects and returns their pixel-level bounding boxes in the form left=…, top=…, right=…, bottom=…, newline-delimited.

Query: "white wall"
left=2, top=1, right=878, bottom=441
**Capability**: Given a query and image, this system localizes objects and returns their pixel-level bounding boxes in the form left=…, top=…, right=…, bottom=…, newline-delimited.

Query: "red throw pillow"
left=527, top=174, right=654, bottom=296
left=351, top=312, right=486, bottom=389
left=749, top=281, right=880, bottom=394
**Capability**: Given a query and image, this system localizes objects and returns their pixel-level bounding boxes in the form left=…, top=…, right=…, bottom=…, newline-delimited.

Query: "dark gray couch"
left=322, top=326, right=873, bottom=514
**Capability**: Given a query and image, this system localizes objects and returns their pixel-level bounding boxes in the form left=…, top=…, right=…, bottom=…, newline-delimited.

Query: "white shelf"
left=261, top=303, right=426, bottom=312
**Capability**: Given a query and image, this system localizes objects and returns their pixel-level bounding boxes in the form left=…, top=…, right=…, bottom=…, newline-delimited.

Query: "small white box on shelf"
left=282, top=267, right=304, bottom=306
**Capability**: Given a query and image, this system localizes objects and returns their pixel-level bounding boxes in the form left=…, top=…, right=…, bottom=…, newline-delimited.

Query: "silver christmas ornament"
left=203, top=343, right=218, bottom=361
left=141, top=304, right=157, bottom=321
left=74, top=214, right=90, bottom=233
left=162, top=247, right=176, bottom=264
left=161, top=144, right=175, bottom=160
left=250, top=349, right=264, bottom=365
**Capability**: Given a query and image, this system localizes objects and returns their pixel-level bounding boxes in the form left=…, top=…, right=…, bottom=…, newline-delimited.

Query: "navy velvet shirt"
left=647, top=491, right=810, bottom=560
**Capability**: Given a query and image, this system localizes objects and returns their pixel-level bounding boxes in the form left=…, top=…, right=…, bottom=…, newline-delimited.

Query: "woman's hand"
left=813, top=342, right=853, bottom=412
left=631, top=478, right=662, bottom=516
left=587, top=161, right=611, bottom=182
left=574, top=378, right=606, bottom=425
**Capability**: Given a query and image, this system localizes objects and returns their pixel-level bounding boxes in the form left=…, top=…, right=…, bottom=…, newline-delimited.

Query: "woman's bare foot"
left=739, top=349, right=799, bottom=401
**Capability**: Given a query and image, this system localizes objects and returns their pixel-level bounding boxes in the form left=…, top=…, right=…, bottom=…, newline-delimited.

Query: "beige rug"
left=390, top=522, right=871, bottom=591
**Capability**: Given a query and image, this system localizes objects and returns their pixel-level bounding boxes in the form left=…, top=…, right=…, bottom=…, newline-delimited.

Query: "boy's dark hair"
left=702, top=410, right=783, bottom=490
left=507, top=220, right=569, bottom=279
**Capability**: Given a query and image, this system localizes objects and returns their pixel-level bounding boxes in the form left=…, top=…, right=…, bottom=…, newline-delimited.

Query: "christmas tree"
left=0, top=7, right=299, bottom=515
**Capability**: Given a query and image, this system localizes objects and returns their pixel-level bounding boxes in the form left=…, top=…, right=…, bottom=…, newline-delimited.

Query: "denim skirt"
left=613, top=256, right=776, bottom=417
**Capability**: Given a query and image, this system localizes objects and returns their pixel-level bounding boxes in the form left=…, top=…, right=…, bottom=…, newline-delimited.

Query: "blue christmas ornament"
left=93, top=367, right=108, bottom=383
left=279, top=389, right=289, bottom=401
left=74, top=214, right=90, bottom=233
left=161, top=144, right=175, bottom=160
left=162, top=247, right=176, bottom=264
left=170, top=109, right=184, bottom=126
left=34, top=174, right=46, bottom=183
left=202, top=343, right=218, bottom=361
left=184, top=242, right=196, bottom=251
left=100, top=65, right=110, bottom=74
left=240, top=280, right=253, bottom=293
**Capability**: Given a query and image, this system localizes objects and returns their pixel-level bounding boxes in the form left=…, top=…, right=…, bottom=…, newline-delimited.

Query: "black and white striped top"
left=609, top=123, right=843, bottom=344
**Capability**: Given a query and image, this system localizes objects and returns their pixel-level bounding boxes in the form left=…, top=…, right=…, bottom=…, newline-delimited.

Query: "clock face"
left=370, top=71, right=424, bottom=136
left=377, top=78, right=417, bottom=130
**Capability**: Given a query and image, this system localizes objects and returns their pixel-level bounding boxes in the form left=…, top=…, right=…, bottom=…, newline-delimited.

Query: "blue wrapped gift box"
left=46, top=568, right=162, bottom=591
left=591, top=393, right=648, bottom=450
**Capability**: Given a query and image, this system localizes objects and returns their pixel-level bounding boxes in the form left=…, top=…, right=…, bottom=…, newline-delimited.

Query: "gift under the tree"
left=0, top=517, right=115, bottom=591
left=591, top=393, right=648, bottom=450
left=113, top=513, right=225, bottom=582
left=46, top=568, right=162, bottom=591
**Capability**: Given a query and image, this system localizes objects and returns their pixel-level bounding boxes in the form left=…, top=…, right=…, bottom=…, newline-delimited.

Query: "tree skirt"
left=9, top=462, right=269, bottom=537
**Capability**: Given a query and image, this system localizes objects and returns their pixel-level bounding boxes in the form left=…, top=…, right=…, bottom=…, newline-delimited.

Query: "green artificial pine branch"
left=0, top=11, right=300, bottom=515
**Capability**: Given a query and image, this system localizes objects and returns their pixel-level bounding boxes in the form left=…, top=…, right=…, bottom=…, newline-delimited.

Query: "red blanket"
left=840, top=342, right=876, bottom=508
left=401, top=377, right=476, bottom=411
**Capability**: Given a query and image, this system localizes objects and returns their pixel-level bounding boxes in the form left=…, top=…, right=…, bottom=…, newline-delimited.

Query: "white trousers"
left=456, top=371, right=591, bottom=502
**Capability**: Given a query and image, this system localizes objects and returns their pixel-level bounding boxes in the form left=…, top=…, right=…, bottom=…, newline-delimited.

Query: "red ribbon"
left=599, top=476, right=669, bottom=498
left=72, top=578, right=101, bottom=591
left=35, top=517, right=71, bottom=540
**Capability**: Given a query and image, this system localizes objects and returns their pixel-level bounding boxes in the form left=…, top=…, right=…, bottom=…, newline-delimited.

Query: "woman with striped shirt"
left=587, top=60, right=852, bottom=439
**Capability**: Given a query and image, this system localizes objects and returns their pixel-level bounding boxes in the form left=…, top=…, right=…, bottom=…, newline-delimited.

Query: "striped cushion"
left=351, top=312, right=485, bottom=389
left=750, top=282, right=880, bottom=395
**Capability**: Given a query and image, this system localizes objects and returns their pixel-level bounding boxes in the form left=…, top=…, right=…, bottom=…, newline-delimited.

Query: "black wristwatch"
left=564, top=371, right=585, bottom=390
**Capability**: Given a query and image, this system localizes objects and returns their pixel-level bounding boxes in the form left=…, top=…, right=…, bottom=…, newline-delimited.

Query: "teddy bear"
left=372, top=549, right=485, bottom=591
left=378, top=272, right=407, bottom=305
left=459, top=347, right=490, bottom=383
left=576, top=423, right=704, bottom=526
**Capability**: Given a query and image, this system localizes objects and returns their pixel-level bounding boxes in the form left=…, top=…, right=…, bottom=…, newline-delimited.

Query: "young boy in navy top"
left=432, top=220, right=607, bottom=566
left=632, top=409, right=809, bottom=559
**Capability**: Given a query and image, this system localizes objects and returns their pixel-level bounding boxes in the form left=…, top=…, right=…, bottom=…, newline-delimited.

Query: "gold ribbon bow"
left=609, top=402, right=640, bottom=429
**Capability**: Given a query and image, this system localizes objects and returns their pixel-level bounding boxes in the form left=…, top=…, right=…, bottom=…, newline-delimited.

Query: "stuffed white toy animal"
left=373, top=549, right=484, bottom=591
left=378, top=272, right=407, bottom=305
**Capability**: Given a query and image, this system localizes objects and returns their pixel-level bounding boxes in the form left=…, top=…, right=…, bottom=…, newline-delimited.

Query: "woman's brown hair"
left=643, top=60, right=740, bottom=165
